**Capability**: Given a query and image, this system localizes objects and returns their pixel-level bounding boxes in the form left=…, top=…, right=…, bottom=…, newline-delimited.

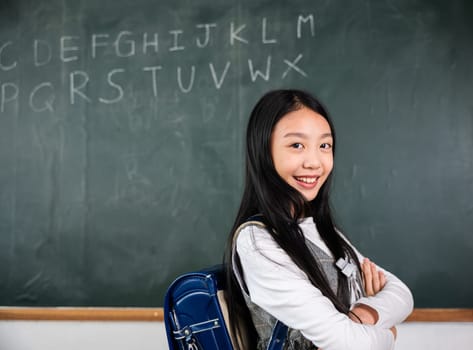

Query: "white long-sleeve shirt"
left=236, top=217, right=414, bottom=350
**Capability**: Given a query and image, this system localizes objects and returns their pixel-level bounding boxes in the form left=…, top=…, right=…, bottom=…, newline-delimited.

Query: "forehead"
left=272, top=107, right=332, bottom=136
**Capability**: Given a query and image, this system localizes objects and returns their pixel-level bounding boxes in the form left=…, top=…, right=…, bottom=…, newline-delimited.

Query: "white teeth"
left=295, top=177, right=317, bottom=184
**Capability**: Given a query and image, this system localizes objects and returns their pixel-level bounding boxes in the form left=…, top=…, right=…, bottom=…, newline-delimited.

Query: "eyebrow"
left=283, top=132, right=332, bottom=139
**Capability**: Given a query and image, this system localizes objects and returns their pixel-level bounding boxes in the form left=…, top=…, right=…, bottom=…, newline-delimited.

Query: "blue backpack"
left=163, top=264, right=288, bottom=350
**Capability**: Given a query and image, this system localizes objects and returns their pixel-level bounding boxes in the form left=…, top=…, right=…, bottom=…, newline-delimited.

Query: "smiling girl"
left=224, top=90, right=413, bottom=350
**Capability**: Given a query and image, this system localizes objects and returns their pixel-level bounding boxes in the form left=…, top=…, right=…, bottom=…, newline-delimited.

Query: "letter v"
left=209, top=62, right=231, bottom=89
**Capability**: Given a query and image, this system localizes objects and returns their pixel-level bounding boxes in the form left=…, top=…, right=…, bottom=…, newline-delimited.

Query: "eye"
left=320, top=143, right=332, bottom=150
left=291, top=143, right=304, bottom=149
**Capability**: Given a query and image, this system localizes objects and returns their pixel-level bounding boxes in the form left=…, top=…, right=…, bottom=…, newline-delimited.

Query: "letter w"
left=248, top=56, right=271, bottom=82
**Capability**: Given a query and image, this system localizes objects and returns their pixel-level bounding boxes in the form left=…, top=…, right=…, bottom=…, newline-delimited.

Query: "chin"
left=302, top=192, right=319, bottom=202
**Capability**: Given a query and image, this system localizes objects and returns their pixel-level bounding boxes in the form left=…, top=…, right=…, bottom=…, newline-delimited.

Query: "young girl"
left=223, top=90, right=413, bottom=350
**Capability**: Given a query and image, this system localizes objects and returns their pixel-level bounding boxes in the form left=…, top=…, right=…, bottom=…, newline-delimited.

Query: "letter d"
left=34, top=40, right=52, bottom=66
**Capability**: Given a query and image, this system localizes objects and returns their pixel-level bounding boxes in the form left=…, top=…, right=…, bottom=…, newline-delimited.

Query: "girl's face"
left=270, top=107, right=334, bottom=202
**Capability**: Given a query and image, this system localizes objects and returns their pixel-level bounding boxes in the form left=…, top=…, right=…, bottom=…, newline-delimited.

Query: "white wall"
left=0, top=321, right=166, bottom=350
left=0, top=321, right=472, bottom=350
left=396, top=322, right=473, bottom=350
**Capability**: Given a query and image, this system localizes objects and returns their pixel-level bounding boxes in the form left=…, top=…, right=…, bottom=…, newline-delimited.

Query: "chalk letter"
left=60, top=36, right=79, bottom=62
left=70, top=71, right=91, bottom=104
left=1, top=82, right=19, bottom=112
left=196, top=23, right=216, bottom=48
left=143, top=66, right=162, bottom=97
left=262, top=18, right=277, bottom=44
left=230, top=22, right=248, bottom=45
left=177, top=66, right=195, bottom=93
left=34, top=40, right=52, bottom=66
left=169, top=30, right=185, bottom=51
left=282, top=54, right=307, bottom=79
left=0, top=42, right=17, bottom=71
left=143, top=33, right=159, bottom=54
left=29, top=82, right=55, bottom=112
left=248, top=56, right=271, bottom=82
left=209, top=62, right=230, bottom=89
left=91, top=34, right=109, bottom=58
left=99, top=69, right=125, bottom=104
left=297, top=14, right=315, bottom=38
left=115, top=31, right=135, bottom=57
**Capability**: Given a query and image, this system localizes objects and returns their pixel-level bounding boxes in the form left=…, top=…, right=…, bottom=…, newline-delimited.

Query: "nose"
left=303, top=151, right=322, bottom=169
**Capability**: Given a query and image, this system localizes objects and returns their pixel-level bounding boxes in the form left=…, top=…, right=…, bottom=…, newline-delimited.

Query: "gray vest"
left=234, top=222, right=361, bottom=350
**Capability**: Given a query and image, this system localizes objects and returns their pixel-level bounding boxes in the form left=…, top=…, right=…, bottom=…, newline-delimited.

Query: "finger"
left=390, top=326, right=397, bottom=339
left=378, top=270, right=386, bottom=289
left=363, top=259, right=374, bottom=296
left=371, top=262, right=380, bottom=292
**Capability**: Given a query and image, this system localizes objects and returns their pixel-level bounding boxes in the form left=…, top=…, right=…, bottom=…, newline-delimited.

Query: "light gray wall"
left=0, top=321, right=166, bottom=350
left=0, top=321, right=472, bottom=350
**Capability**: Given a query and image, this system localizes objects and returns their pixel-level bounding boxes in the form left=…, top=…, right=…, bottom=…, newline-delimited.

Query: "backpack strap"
left=231, top=219, right=265, bottom=296
left=232, top=215, right=289, bottom=350
left=267, top=320, right=290, bottom=350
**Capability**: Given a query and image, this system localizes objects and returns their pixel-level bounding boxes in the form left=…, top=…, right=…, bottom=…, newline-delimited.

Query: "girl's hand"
left=362, top=258, right=386, bottom=296
left=390, top=326, right=397, bottom=339
left=349, top=304, right=378, bottom=324
left=348, top=258, right=386, bottom=325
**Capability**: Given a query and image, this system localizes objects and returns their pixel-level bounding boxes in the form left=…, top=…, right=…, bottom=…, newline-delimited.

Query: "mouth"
left=294, top=176, right=319, bottom=187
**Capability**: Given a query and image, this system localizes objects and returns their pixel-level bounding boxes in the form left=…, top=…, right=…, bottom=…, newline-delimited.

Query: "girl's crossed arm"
left=351, top=256, right=413, bottom=331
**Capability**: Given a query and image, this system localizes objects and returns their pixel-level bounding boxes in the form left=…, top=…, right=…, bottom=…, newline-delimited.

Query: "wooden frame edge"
left=0, top=308, right=472, bottom=322
left=0, top=308, right=163, bottom=321
left=406, top=308, right=473, bottom=322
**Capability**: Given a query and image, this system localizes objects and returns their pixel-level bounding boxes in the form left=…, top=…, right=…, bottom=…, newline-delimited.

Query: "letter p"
left=1, top=82, right=19, bottom=112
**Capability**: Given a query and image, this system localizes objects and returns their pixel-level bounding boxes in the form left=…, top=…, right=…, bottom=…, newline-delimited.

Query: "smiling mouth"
left=294, top=176, right=319, bottom=184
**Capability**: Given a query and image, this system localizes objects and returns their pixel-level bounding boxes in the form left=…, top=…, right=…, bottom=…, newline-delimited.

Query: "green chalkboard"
left=0, top=0, right=472, bottom=307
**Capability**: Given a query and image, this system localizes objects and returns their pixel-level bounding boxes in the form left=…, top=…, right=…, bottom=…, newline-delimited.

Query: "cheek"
left=275, top=156, right=299, bottom=177
left=324, top=155, right=334, bottom=174
left=273, top=158, right=290, bottom=180
left=271, top=148, right=289, bottom=177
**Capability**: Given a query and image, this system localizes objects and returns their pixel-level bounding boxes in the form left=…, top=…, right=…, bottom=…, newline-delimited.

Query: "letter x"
left=282, top=54, right=307, bottom=79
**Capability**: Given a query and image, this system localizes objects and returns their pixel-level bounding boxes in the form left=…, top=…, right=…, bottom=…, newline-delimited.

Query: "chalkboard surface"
left=0, top=0, right=471, bottom=307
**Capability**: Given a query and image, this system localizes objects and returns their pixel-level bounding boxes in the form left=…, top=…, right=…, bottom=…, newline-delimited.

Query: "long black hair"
left=223, top=89, right=362, bottom=349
